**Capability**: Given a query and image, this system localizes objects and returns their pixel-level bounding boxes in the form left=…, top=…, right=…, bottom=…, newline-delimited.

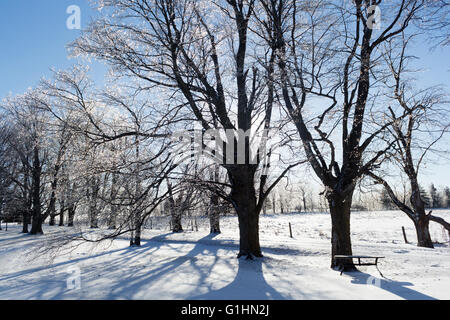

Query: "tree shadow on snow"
left=0, top=232, right=295, bottom=300
left=347, top=271, right=437, bottom=300
left=189, top=257, right=286, bottom=300
left=103, top=233, right=285, bottom=300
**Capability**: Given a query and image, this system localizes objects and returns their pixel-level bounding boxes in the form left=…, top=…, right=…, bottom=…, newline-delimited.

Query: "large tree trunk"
left=410, top=182, right=434, bottom=248
left=108, top=207, right=117, bottom=230
left=67, top=206, right=76, bottom=227
left=209, top=193, right=221, bottom=234
left=22, top=210, right=29, bottom=233
left=30, top=211, right=43, bottom=235
left=328, top=192, right=355, bottom=270
left=90, top=211, right=99, bottom=228
left=167, top=180, right=183, bottom=233
left=49, top=215, right=56, bottom=226
left=171, top=209, right=183, bottom=233
left=229, top=167, right=262, bottom=259
left=414, top=216, right=434, bottom=248
left=133, top=219, right=142, bottom=247
left=47, top=180, right=58, bottom=226
left=58, top=201, right=65, bottom=226
left=108, top=171, right=118, bottom=230
left=88, top=178, right=99, bottom=229
left=209, top=166, right=221, bottom=234
left=30, top=147, right=43, bottom=235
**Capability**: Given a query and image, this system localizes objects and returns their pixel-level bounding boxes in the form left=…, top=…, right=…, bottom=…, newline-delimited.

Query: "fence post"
left=402, top=226, right=408, bottom=244
left=289, top=222, right=293, bottom=238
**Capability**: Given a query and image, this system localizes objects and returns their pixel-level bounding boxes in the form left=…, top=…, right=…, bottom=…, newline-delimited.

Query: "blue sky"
left=0, top=0, right=449, bottom=189
left=0, top=0, right=105, bottom=97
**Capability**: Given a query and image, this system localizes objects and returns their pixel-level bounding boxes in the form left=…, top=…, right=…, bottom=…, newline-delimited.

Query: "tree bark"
left=133, top=220, right=142, bottom=246
left=49, top=214, right=56, bottom=226
left=88, top=177, right=99, bottom=229
left=167, top=180, right=183, bottom=233
left=171, top=209, right=183, bottom=233
left=58, top=202, right=65, bottom=226
left=414, top=216, right=434, bottom=248
left=22, top=210, right=29, bottom=233
left=328, top=192, right=355, bottom=270
left=67, top=206, right=75, bottom=227
left=108, top=171, right=118, bottom=229
left=410, top=179, right=434, bottom=248
left=209, top=166, right=221, bottom=234
left=30, top=147, right=43, bottom=235
left=209, top=193, right=221, bottom=234
left=47, top=180, right=58, bottom=226
left=229, top=167, right=262, bottom=259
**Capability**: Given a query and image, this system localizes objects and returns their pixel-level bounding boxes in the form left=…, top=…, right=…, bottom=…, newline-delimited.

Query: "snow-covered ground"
left=0, top=210, right=449, bottom=300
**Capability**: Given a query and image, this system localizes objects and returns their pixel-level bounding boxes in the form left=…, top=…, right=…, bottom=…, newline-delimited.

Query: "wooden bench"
left=334, top=255, right=385, bottom=277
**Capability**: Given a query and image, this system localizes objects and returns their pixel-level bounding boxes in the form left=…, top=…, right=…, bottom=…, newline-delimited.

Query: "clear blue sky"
left=0, top=0, right=105, bottom=97
left=0, top=0, right=449, bottom=189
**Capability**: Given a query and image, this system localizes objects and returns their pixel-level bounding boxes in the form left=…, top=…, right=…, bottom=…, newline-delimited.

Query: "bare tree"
left=261, top=0, right=427, bottom=269
left=369, top=33, right=450, bottom=247
left=71, top=0, right=303, bottom=258
left=2, top=91, right=53, bottom=235
left=40, top=65, right=179, bottom=246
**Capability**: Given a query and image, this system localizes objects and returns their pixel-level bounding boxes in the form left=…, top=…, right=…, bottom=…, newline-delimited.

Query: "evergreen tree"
left=419, top=186, right=431, bottom=208
left=380, top=188, right=395, bottom=210
left=430, top=184, right=442, bottom=208
left=444, top=187, right=450, bottom=208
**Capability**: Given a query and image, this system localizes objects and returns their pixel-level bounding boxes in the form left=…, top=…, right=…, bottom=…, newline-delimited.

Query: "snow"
left=0, top=210, right=449, bottom=300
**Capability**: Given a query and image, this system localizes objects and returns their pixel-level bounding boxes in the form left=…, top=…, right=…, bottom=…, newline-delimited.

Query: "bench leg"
left=339, top=264, right=345, bottom=276
left=376, top=265, right=385, bottom=278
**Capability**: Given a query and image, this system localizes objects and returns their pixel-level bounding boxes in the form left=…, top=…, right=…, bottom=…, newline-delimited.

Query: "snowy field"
left=0, top=210, right=449, bottom=300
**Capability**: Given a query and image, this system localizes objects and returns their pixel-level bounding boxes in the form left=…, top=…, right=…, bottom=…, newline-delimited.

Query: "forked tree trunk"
left=328, top=192, right=355, bottom=270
